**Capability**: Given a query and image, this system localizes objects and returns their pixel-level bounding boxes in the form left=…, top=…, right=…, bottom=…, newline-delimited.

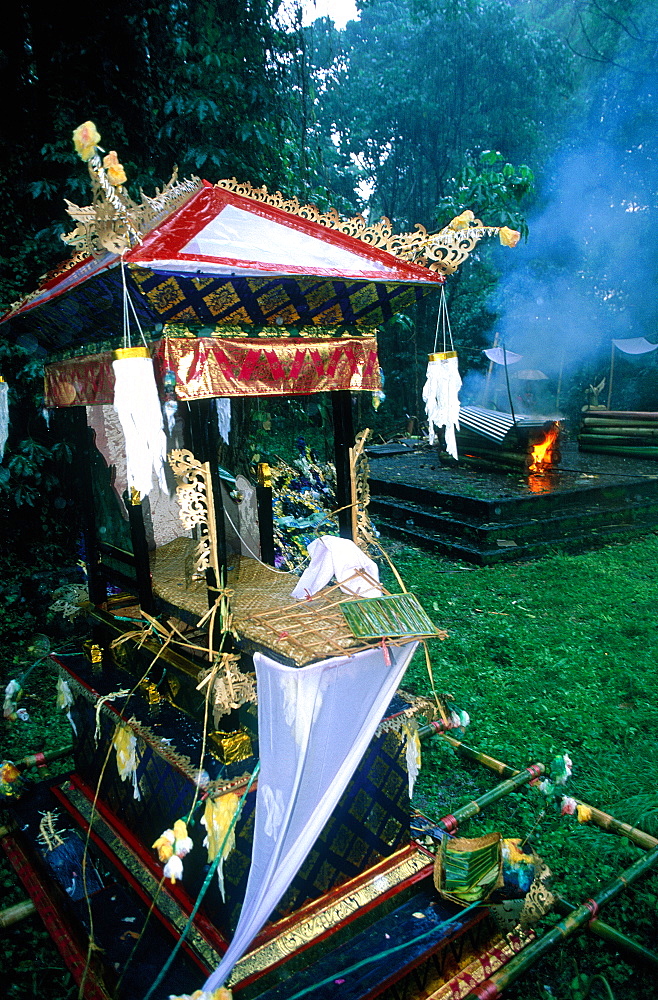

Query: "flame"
left=529, top=424, right=560, bottom=472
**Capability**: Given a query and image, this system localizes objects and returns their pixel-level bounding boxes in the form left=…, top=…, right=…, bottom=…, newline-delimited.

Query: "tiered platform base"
left=368, top=444, right=658, bottom=565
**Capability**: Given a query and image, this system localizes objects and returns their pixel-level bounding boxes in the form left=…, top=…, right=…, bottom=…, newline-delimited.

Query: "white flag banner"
left=202, top=640, right=419, bottom=992
left=612, top=338, right=658, bottom=355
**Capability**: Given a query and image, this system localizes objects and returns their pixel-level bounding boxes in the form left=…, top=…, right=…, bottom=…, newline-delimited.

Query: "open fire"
left=455, top=408, right=563, bottom=473
left=529, top=422, right=561, bottom=472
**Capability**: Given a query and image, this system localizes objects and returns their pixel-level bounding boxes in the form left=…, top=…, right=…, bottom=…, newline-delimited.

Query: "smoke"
left=483, top=41, right=658, bottom=418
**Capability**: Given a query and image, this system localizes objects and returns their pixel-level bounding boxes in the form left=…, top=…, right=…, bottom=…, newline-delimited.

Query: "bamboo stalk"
left=582, top=420, right=658, bottom=432
left=464, top=844, right=658, bottom=999
left=429, top=734, right=658, bottom=852
left=606, top=341, right=615, bottom=410
left=554, top=895, right=658, bottom=968
left=578, top=433, right=658, bottom=445
left=556, top=351, right=564, bottom=412
left=578, top=444, right=658, bottom=458
left=14, top=746, right=73, bottom=772
left=458, top=447, right=531, bottom=467
left=0, top=899, right=36, bottom=928
left=433, top=764, right=545, bottom=833
left=574, top=803, right=658, bottom=851
left=587, top=411, right=658, bottom=420
left=423, top=730, right=519, bottom=778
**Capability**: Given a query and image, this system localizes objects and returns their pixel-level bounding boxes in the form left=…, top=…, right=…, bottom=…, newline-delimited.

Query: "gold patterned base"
left=229, top=845, right=433, bottom=988
left=427, top=927, right=535, bottom=999
left=54, top=779, right=434, bottom=991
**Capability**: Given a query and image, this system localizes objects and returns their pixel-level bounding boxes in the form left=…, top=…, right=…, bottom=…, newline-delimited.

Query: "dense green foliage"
left=316, top=0, right=571, bottom=228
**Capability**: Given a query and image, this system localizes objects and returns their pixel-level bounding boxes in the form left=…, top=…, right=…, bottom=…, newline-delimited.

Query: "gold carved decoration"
left=350, top=428, right=374, bottom=549
left=168, top=448, right=219, bottom=582
left=216, top=178, right=502, bottom=276
left=62, top=164, right=203, bottom=258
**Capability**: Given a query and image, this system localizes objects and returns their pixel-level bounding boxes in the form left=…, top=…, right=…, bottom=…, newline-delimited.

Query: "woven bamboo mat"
left=150, top=541, right=438, bottom=666
left=149, top=536, right=208, bottom=617
left=150, top=541, right=373, bottom=664
left=228, top=556, right=364, bottom=665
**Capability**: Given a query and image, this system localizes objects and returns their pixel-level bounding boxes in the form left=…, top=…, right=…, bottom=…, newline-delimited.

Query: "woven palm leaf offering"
left=434, top=831, right=504, bottom=906
left=340, top=590, right=441, bottom=641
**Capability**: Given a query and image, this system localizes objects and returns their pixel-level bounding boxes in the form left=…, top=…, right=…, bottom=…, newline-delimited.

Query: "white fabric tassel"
left=112, top=349, right=168, bottom=497
left=0, top=381, right=8, bottom=462
left=422, top=352, right=462, bottom=460
left=216, top=397, right=231, bottom=444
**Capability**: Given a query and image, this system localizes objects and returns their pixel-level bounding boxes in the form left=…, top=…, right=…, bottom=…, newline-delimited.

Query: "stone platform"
left=368, top=443, right=658, bottom=565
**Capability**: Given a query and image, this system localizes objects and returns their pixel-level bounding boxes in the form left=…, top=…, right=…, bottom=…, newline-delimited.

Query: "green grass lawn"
left=385, top=533, right=658, bottom=999
left=2, top=534, right=658, bottom=999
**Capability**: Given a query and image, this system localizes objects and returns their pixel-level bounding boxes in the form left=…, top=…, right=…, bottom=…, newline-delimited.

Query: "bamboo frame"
left=463, top=844, right=658, bottom=999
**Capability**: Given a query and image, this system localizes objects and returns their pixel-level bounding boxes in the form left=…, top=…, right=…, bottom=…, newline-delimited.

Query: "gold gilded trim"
left=229, top=846, right=432, bottom=986
left=216, top=178, right=500, bottom=276
left=429, top=351, right=458, bottom=361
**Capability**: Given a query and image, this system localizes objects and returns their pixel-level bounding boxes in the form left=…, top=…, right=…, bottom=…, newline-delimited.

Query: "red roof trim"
left=126, top=186, right=441, bottom=284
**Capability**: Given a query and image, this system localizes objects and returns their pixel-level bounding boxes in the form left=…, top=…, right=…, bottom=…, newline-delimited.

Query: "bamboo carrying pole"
left=14, top=746, right=73, bottom=772
left=464, top=844, right=658, bottom=999
left=554, top=896, right=658, bottom=969
left=0, top=899, right=36, bottom=929
left=420, top=731, right=658, bottom=982
left=432, top=763, right=545, bottom=834
left=425, top=732, right=658, bottom=851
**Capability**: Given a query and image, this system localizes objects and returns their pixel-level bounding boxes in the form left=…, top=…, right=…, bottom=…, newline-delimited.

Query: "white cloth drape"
left=291, top=535, right=381, bottom=599
left=612, top=338, right=658, bottom=355
left=0, top=381, right=8, bottom=462
left=483, top=347, right=523, bottom=365
left=202, top=640, right=418, bottom=992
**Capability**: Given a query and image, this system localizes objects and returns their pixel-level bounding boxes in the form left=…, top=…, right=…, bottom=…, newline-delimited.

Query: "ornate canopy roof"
left=1, top=139, right=514, bottom=355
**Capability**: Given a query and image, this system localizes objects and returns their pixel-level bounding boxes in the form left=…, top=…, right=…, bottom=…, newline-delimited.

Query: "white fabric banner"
left=202, top=640, right=419, bottom=992
left=422, top=355, right=462, bottom=459
left=612, top=337, right=658, bottom=355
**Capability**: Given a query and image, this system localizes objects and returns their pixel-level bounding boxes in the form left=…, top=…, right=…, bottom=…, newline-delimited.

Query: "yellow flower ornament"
left=72, top=121, right=101, bottom=161
left=499, top=226, right=521, bottom=248
left=103, top=150, right=127, bottom=187
left=447, top=210, right=475, bottom=231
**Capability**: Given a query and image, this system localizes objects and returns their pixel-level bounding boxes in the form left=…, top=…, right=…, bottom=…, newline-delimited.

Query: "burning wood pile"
left=455, top=405, right=562, bottom=471
left=578, top=410, right=658, bottom=460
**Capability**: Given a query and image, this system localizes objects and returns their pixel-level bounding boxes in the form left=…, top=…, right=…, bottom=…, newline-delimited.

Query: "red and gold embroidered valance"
left=44, top=336, right=381, bottom=406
